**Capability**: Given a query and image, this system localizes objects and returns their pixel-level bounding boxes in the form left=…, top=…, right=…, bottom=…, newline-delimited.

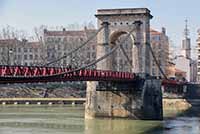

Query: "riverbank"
left=163, top=98, right=192, bottom=111
left=0, top=97, right=194, bottom=110
left=0, top=98, right=85, bottom=105
left=0, top=82, right=86, bottom=98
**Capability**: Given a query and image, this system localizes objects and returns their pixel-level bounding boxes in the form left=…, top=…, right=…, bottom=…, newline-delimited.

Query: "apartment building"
left=196, top=29, right=200, bottom=82
left=150, top=27, right=169, bottom=77
left=43, top=27, right=97, bottom=68
left=0, top=39, right=43, bottom=66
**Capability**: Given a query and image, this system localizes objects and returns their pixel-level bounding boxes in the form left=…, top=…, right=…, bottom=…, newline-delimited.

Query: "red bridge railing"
left=0, top=65, right=135, bottom=83
left=0, top=65, right=186, bottom=86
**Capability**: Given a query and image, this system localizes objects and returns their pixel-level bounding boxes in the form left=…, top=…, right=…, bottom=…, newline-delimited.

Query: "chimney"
left=162, top=27, right=166, bottom=35
left=22, top=38, right=28, bottom=44
left=84, top=26, right=87, bottom=31
left=22, top=38, right=27, bottom=42
left=63, top=28, right=66, bottom=32
left=44, top=29, right=47, bottom=34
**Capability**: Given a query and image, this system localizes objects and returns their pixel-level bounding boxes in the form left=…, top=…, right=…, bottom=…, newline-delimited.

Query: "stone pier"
left=85, top=79, right=163, bottom=120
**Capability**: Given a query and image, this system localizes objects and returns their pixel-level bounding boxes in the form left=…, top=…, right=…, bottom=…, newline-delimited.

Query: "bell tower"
left=181, top=19, right=191, bottom=59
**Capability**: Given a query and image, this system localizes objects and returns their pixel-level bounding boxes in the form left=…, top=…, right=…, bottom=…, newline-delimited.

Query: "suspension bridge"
left=0, top=8, right=186, bottom=120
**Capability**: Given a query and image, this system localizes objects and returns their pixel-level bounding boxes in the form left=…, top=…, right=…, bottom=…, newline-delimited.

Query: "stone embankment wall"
left=163, top=98, right=191, bottom=111
left=0, top=82, right=86, bottom=98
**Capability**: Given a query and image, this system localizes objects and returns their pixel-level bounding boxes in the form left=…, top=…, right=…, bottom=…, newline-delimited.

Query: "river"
left=0, top=105, right=199, bottom=134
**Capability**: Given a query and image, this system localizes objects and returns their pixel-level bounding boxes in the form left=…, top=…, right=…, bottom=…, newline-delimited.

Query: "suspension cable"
left=148, top=43, right=168, bottom=80
left=9, top=27, right=136, bottom=79
left=119, top=43, right=133, bottom=68
left=44, top=26, right=104, bottom=66
left=43, top=27, right=136, bottom=78
left=115, top=39, right=133, bottom=68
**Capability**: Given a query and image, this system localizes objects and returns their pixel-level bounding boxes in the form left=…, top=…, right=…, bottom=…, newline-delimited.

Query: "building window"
left=29, top=55, right=33, bottom=60
left=18, top=48, right=21, bottom=52
left=63, top=60, right=66, bottom=65
left=119, top=59, right=123, bottom=65
left=17, top=55, right=21, bottom=59
left=13, top=48, right=16, bottom=52
left=29, top=48, right=32, bottom=52
left=92, top=45, right=95, bottom=50
left=58, top=52, right=62, bottom=57
left=87, top=52, right=90, bottom=58
left=47, top=37, right=52, bottom=42
left=57, top=45, right=61, bottom=50
left=51, top=54, right=55, bottom=59
left=34, top=48, right=38, bottom=53
left=35, top=55, right=38, bottom=60
left=152, top=68, right=156, bottom=76
left=92, top=52, right=96, bottom=58
left=24, top=55, right=27, bottom=60
left=24, top=48, right=28, bottom=53
left=124, top=61, right=127, bottom=65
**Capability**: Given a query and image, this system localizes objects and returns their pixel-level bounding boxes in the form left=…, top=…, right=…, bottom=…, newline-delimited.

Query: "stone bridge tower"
left=85, top=8, right=163, bottom=120
left=96, top=8, right=152, bottom=74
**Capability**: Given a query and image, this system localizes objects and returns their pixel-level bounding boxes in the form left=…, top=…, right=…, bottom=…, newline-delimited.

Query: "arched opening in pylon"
left=109, top=30, right=136, bottom=72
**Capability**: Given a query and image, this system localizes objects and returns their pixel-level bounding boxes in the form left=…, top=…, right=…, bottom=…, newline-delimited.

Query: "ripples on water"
left=0, top=105, right=199, bottom=134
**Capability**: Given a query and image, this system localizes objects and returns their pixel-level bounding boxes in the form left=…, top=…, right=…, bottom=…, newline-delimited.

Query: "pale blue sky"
left=0, top=0, right=200, bottom=51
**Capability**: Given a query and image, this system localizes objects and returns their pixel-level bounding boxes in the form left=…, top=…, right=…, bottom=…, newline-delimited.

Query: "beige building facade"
left=150, top=28, right=169, bottom=77
left=43, top=27, right=97, bottom=68
left=197, top=30, right=200, bottom=82
left=0, top=39, right=43, bottom=66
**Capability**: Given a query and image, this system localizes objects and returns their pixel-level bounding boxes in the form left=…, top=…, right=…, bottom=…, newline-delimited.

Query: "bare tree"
left=0, top=25, right=27, bottom=65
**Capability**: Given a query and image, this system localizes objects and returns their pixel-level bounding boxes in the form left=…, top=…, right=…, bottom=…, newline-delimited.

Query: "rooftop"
left=96, top=8, right=153, bottom=18
left=150, top=28, right=162, bottom=35
left=0, top=39, right=21, bottom=46
left=44, top=28, right=96, bottom=37
left=175, top=68, right=186, bottom=74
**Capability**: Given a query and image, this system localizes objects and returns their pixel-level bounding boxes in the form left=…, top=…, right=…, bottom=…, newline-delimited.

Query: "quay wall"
left=163, top=98, right=191, bottom=111
left=0, top=98, right=86, bottom=105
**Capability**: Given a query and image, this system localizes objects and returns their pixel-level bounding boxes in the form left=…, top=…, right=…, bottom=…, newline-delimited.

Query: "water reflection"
left=0, top=105, right=85, bottom=134
left=0, top=105, right=199, bottom=134
left=85, top=118, right=162, bottom=134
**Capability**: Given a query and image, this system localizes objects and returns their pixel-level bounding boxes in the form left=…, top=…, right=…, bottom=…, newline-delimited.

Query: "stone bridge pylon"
left=85, top=8, right=163, bottom=120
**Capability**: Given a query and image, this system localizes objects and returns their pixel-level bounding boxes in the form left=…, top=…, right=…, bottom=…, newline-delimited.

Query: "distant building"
left=174, top=20, right=197, bottom=82
left=43, top=27, right=170, bottom=74
left=181, top=20, right=191, bottom=59
left=196, top=29, right=200, bottom=82
left=175, top=68, right=187, bottom=81
left=0, top=39, right=20, bottom=65
left=164, top=60, right=187, bottom=81
left=43, top=27, right=97, bottom=68
left=0, top=38, right=43, bottom=66
left=150, top=27, right=169, bottom=77
left=174, top=55, right=190, bottom=81
left=165, top=61, right=176, bottom=78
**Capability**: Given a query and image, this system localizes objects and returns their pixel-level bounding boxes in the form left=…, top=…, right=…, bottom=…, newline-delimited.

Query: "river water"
left=0, top=105, right=199, bottom=134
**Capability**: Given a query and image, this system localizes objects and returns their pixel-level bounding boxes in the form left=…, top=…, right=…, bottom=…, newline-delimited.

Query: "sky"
left=0, top=0, right=200, bottom=56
